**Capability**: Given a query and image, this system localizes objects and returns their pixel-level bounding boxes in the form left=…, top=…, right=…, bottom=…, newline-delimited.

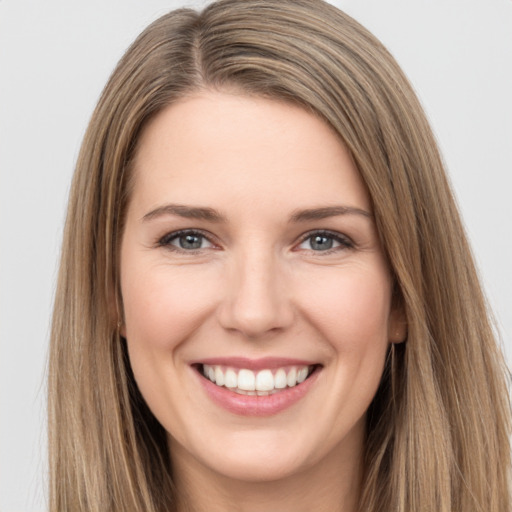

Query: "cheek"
left=121, top=262, right=220, bottom=352
left=296, top=265, right=392, bottom=348
left=120, top=263, right=221, bottom=428
left=300, top=267, right=391, bottom=425
left=294, top=264, right=391, bottom=402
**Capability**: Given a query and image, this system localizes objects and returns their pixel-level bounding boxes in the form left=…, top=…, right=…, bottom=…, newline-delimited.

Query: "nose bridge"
left=218, top=243, right=293, bottom=338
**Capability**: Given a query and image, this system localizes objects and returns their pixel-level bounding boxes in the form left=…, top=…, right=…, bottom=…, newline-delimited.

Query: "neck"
left=170, top=432, right=364, bottom=512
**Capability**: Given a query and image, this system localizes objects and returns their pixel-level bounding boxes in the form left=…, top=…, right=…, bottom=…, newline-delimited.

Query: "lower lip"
left=195, top=367, right=320, bottom=417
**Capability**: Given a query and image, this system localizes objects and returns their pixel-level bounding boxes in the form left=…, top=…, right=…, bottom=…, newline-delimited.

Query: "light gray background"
left=1, top=0, right=511, bottom=510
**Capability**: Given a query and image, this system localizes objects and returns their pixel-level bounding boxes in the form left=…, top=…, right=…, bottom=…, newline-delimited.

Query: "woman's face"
left=120, top=91, right=404, bottom=484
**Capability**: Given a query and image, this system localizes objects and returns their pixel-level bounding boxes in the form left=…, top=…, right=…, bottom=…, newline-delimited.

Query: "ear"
left=387, top=290, right=407, bottom=344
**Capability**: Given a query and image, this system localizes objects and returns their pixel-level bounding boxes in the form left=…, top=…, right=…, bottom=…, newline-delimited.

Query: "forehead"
left=130, top=91, right=371, bottom=217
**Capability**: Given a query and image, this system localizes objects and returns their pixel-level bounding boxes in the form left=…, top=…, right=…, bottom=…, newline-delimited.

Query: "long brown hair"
left=49, top=1, right=511, bottom=510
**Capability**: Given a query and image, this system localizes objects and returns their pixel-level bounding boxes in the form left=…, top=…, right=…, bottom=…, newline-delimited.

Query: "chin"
left=196, top=442, right=313, bottom=483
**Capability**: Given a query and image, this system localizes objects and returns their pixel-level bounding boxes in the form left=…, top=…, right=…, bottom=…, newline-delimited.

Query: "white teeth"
left=238, top=369, right=256, bottom=391
left=286, top=367, right=297, bottom=387
left=202, top=364, right=314, bottom=393
left=274, top=368, right=287, bottom=389
left=297, top=367, right=308, bottom=383
left=214, top=366, right=224, bottom=386
left=225, top=368, right=237, bottom=388
left=255, top=369, right=274, bottom=391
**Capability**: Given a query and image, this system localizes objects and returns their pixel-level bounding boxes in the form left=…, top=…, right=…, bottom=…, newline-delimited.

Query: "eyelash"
left=157, top=229, right=216, bottom=253
left=157, top=229, right=354, bottom=254
left=296, top=230, right=354, bottom=253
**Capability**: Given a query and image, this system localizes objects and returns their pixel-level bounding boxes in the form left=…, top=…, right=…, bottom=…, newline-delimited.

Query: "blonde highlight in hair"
left=49, top=1, right=511, bottom=510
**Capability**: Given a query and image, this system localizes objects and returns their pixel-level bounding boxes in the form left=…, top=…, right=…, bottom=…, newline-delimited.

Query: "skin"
left=120, top=91, right=405, bottom=512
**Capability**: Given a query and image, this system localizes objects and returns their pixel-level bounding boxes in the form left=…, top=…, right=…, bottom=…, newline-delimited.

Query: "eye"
left=159, top=230, right=215, bottom=251
left=297, top=231, right=353, bottom=252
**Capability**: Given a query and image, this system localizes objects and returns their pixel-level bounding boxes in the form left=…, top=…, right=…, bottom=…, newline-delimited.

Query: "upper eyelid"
left=296, top=229, right=353, bottom=245
left=158, top=228, right=216, bottom=247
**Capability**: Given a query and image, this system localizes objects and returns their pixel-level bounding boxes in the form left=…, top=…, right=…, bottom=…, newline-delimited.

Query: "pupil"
left=180, top=234, right=202, bottom=249
left=311, top=235, right=333, bottom=251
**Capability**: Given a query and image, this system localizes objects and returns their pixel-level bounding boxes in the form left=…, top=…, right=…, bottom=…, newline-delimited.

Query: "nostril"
left=217, top=300, right=294, bottom=339
left=216, top=265, right=294, bottom=337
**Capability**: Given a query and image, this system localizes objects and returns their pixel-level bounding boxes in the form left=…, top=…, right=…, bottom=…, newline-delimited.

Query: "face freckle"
left=120, top=90, right=404, bottom=486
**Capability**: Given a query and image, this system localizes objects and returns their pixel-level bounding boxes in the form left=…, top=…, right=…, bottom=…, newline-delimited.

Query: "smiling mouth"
left=196, top=364, right=320, bottom=396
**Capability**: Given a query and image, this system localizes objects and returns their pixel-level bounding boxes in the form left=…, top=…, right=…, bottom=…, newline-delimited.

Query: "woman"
left=48, top=0, right=511, bottom=510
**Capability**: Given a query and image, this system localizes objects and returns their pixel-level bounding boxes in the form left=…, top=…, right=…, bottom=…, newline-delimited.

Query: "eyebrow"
left=289, top=205, right=372, bottom=222
left=142, top=203, right=372, bottom=223
left=142, top=204, right=227, bottom=223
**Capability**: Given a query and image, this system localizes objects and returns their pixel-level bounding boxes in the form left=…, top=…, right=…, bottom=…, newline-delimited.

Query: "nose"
left=217, top=248, right=294, bottom=339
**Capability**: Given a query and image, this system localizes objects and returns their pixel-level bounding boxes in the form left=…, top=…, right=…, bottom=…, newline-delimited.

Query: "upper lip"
left=191, top=357, right=320, bottom=371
